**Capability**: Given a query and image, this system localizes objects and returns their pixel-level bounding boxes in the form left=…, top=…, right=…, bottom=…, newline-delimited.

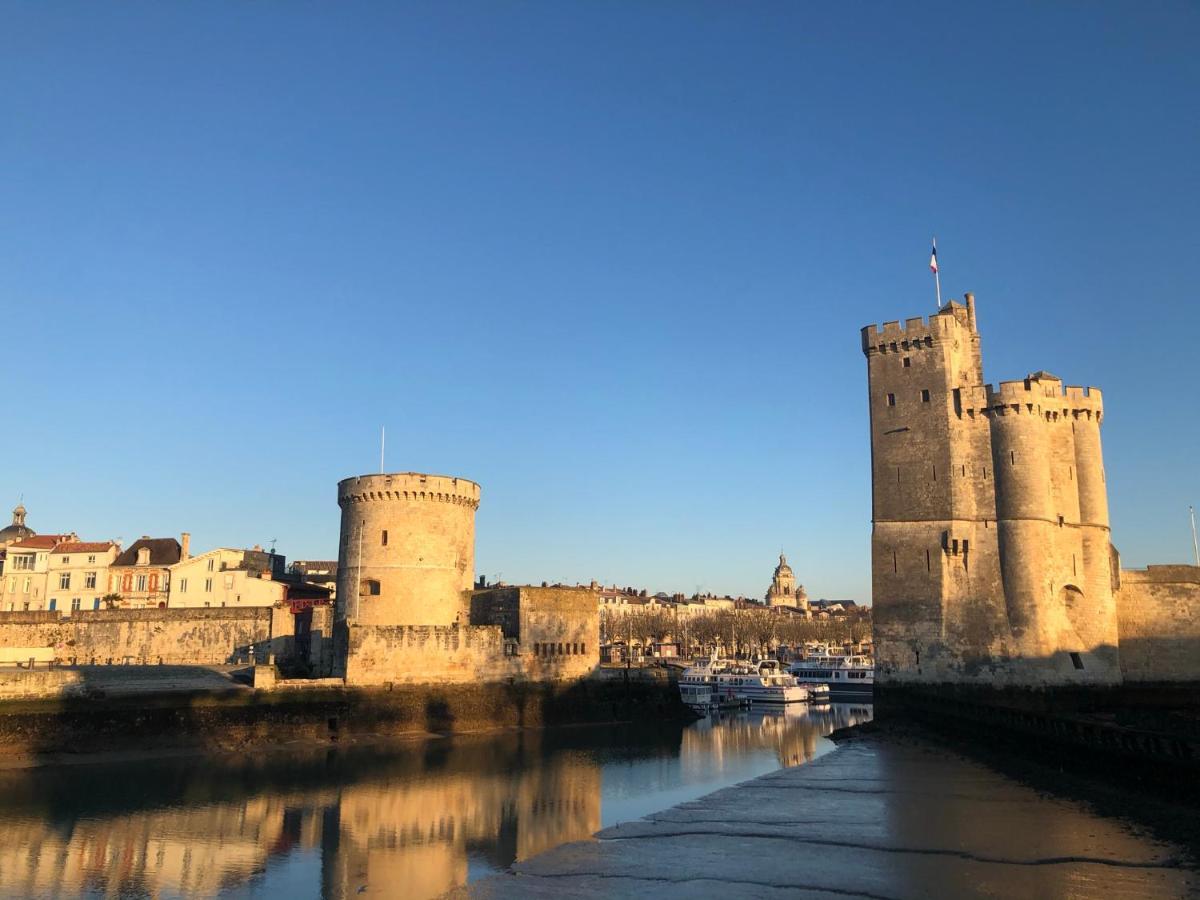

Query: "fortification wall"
left=345, top=587, right=600, bottom=686
left=0, top=608, right=272, bottom=665
left=336, top=472, right=479, bottom=628
left=1117, top=566, right=1200, bottom=683
left=342, top=625, right=521, bottom=686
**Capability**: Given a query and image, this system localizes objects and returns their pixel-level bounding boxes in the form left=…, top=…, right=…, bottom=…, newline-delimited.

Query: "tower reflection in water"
left=0, top=704, right=871, bottom=899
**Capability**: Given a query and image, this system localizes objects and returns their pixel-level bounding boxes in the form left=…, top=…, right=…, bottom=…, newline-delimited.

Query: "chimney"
left=180, top=532, right=191, bottom=561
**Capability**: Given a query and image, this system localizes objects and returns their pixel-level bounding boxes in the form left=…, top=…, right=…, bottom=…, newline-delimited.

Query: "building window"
left=921, top=389, right=930, bottom=402
left=180, top=578, right=188, bottom=593
left=49, top=599, right=56, bottom=611
left=361, top=579, right=381, bottom=596
left=22, top=578, right=30, bottom=594
left=71, top=598, right=81, bottom=611
left=59, top=573, right=71, bottom=589
left=84, top=571, right=97, bottom=589
left=382, top=530, right=388, bottom=546
left=61, top=556, right=70, bottom=565
left=93, top=599, right=101, bottom=610
left=87, top=555, right=96, bottom=564
left=135, top=575, right=147, bottom=592
left=204, top=578, right=213, bottom=592
left=886, top=393, right=896, bottom=407
left=207, top=559, right=214, bottom=572
left=903, top=357, right=911, bottom=368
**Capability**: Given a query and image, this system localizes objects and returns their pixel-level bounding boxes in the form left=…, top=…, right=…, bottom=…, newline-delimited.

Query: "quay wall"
left=0, top=679, right=690, bottom=760
left=1116, top=565, right=1200, bottom=683
left=0, top=608, right=272, bottom=665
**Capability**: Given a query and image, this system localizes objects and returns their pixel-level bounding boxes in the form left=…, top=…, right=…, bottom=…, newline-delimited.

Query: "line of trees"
left=600, top=605, right=871, bottom=658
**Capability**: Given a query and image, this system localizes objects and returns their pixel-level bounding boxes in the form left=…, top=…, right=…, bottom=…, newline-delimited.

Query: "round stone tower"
left=335, top=472, right=480, bottom=627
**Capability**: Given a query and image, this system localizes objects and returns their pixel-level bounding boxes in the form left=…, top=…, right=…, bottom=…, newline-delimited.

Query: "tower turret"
left=335, top=472, right=480, bottom=627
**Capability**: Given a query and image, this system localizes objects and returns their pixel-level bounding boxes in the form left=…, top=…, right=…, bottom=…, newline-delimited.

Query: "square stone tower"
left=862, top=295, right=1120, bottom=687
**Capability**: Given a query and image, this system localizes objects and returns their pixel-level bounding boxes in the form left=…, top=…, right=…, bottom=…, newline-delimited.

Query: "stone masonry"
left=863, top=295, right=1199, bottom=687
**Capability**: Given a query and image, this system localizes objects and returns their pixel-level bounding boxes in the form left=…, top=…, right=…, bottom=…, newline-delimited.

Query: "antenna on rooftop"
left=268, top=538, right=277, bottom=554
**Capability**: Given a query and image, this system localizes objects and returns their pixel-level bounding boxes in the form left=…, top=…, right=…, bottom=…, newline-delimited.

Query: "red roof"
left=53, top=541, right=117, bottom=554
left=9, top=535, right=74, bottom=550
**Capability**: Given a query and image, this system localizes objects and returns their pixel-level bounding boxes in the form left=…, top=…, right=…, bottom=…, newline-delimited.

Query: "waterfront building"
left=168, top=545, right=288, bottom=608
left=45, top=541, right=121, bottom=614
left=3, top=533, right=77, bottom=611
left=109, top=536, right=182, bottom=608
left=291, top=559, right=337, bottom=600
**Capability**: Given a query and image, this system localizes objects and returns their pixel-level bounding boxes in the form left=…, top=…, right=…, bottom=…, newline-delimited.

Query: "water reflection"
left=0, top=703, right=871, bottom=899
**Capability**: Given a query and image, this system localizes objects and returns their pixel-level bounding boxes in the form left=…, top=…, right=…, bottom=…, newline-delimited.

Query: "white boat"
left=715, top=660, right=809, bottom=705
left=788, top=648, right=874, bottom=699
left=678, top=655, right=732, bottom=710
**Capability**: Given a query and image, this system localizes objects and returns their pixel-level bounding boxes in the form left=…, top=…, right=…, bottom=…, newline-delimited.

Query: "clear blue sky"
left=3, top=2, right=1198, bottom=602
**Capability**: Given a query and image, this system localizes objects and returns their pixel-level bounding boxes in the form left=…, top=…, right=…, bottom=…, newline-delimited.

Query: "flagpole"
left=933, top=237, right=942, bottom=309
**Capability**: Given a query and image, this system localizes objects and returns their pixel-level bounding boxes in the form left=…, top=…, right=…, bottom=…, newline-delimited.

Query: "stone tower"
left=335, top=472, right=480, bottom=627
left=862, top=295, right=1120, bottom=686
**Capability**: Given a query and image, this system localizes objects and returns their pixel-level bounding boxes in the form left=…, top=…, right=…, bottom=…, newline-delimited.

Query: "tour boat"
left=678, top=655, right=733, bottom=711
left=788, top=651, right=874, bottom=699
left=714, top=660, right=809, bottom=705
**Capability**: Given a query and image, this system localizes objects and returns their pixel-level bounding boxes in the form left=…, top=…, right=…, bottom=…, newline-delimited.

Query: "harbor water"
left=0, top=703, right=871, bottom=899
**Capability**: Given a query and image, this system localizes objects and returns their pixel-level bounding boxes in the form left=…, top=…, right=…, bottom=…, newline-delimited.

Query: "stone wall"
left=0, top=608, right=273, bottom=665
left=344, top=587, right=600, bottom=687
left=343, top=624, right=521, bottom=686
left=1116, top=566, right=1200, bottom=683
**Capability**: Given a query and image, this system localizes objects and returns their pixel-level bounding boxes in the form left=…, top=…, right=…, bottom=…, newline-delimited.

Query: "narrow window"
left=896, top=466, right=901, bottom=484
left=382, top=530, right=388, bottom=546
left=903, top=357, right=911, bottom=368
left=961, top=465, right=966, bottom=477
left=886, top=393, right=896, bottom=407
left=983, top=466, right=988, bottom=479
left=1010, top=451, right=1015, bottom=465
left=925, top=549, right=931, bottom=572
left=1058, top=515, right=1064, bottom=527
left=892, top=551, right=898, bottom=573
left=1069, top=652, right=1084, bottom=670
left=581, top=643, right=586, bottom=655
left=1069, top=466, right=1073, bottom=481
left=932, top=465, right=937, bottom=481
left=921, top=389, right=931, bottom=403
left=1072, top=554, right=1077, bottom=576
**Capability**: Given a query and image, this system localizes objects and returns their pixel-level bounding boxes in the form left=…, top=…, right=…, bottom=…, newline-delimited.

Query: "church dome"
left=773, top=553, right=793, bottom=578
left=0, top=504, right=34, bottom=546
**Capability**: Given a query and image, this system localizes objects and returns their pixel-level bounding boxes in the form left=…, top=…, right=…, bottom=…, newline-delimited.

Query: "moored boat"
left=788, top=649, right=874, bottom=699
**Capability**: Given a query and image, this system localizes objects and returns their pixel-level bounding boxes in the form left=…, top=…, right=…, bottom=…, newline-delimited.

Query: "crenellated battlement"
left=983, top=377, right=1103, bottom=419
left=861, top=299, right=976, bottom=355
left=338, top=472, right=481, bottom=509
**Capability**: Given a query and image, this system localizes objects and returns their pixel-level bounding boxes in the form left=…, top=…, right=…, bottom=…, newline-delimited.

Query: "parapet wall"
left=1117, top=566, right=1200, bottom=683
left=0, top=608, right=272, bottom=665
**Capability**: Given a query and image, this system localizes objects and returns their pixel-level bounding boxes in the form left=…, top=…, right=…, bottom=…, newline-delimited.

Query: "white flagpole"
left=1190, top=505, right=1198, bottom=567
left=933, top=237, right=942, bottom=309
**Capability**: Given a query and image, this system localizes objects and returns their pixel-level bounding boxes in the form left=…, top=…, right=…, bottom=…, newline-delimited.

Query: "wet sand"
left=463, top=730, right=1200, bottom=899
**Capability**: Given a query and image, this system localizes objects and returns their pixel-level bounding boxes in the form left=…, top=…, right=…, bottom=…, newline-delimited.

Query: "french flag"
left=929, top=242, right=939, bottom=275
